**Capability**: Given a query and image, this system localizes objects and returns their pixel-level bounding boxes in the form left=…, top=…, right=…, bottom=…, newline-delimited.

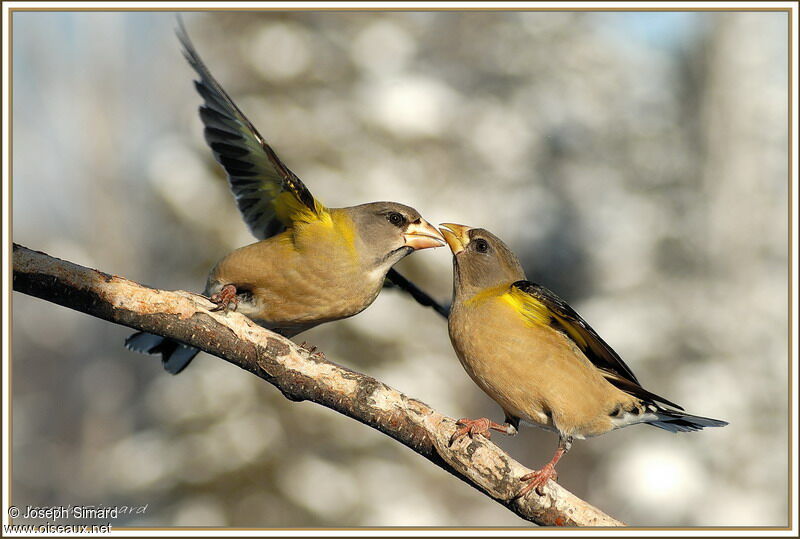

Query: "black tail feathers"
left=124, top=332, right=200, bottom=375
left=649, top=408, right=728, bottom=433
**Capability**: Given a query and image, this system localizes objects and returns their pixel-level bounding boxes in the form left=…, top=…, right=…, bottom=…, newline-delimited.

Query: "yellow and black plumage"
left=125, top=23, right=445, bottom=374
left=439, top=223, right=727, bottom=497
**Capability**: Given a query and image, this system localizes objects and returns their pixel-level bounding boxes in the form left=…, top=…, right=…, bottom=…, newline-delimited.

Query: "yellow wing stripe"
left=503, top=286, right=590, bottom=347
left=501, top=288, right=548, bottom=324
left=274, top=190, right=331, bottom=227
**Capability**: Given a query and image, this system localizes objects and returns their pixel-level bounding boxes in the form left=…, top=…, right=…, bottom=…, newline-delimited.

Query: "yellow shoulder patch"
left=290, top=208, right=359, bottom=263
left=505, top=286, right=589, bottom=347
left=275, top=190, right=332, bottom=227
left=330, top=211, right=357, bottom=249
left=502, top=286, right=553, bottom=327
left=464, top=284, right=510, bottom=307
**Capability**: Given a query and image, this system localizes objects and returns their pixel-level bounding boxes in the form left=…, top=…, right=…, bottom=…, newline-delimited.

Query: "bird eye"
left=387, top=212, right=405, bottom=227
left=473, top=238, right=490, bottom=253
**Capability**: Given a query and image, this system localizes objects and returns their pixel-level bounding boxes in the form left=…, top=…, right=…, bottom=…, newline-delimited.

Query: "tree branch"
left=12, top=243, right=623, bottom=527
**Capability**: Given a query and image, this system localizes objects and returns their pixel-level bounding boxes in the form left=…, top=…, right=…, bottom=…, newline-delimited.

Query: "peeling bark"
left=12, top=243, right=624, bottom=527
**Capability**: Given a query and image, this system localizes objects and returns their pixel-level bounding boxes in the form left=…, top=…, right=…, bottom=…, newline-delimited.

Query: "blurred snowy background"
left=11, top=11, right=789, bottom=527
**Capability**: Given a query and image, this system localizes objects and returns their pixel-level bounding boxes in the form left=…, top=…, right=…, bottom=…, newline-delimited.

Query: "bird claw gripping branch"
left=209, top=284, right=238, bottom=313
left=448, top=417, right=515, bottom=447
left=299, top=342, right=326, bottom=361
left=516, top=464, right=559, bottom=498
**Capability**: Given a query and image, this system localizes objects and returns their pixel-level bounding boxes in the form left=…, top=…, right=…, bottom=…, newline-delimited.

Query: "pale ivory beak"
left=403, top=218, right=446, bottom=250
left=438, top=223, right=472, bottom=255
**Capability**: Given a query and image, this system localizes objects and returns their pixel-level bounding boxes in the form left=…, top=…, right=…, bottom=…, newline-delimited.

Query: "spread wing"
left=177, top=20, right=326, bottom=239
left=510, top=280, right=683, bottom=410
left=177, top=20, right=448, bottom=320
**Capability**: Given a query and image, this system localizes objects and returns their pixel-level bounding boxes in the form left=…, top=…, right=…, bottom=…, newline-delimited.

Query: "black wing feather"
left=176, top=18, right=317, bottom=240
left=512, top=280, right=684, bottom=410
left=177, top=19, right=450, bottom=320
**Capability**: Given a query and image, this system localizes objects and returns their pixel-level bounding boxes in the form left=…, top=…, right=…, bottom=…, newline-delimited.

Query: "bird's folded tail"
left=124, top=332, right=200, bottom=375
left=647, top=408, right=728, bottom=433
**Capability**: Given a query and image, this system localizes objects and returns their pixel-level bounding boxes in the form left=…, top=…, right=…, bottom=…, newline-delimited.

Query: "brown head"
left=345, top=202, right=445, bottom=273
left=439, top=223, right=526, bottom=301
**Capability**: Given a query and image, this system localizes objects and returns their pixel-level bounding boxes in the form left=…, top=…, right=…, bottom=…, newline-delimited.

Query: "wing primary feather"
left=198, top=107, right=243, bottom=135
left=603, top=372, right=684, bottom=410
left=512, top=280, right=640, bottom=383
left=510, top=280, right=684, bottom=410
left=175, top=16, right=321, bottom=239
left=210, top=142, right=250, bottom=158
left=176, top=20, right=261, bottom=141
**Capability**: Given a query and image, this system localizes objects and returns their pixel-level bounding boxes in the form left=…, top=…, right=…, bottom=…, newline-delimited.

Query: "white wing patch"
left=610, top=406, right=660, bottom=430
